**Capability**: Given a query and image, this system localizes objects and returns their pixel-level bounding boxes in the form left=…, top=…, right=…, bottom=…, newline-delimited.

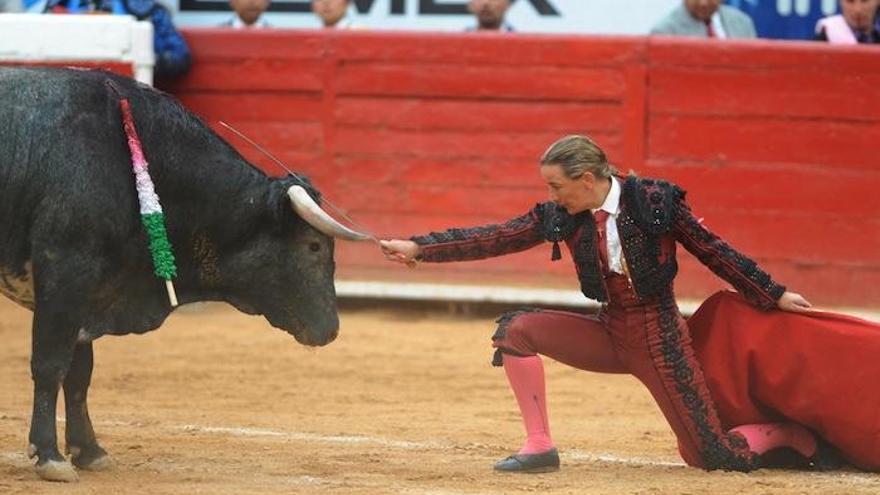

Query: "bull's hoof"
left=71, top=446, right=113, bottom=471
left=35, top=459, right=79, bottom=482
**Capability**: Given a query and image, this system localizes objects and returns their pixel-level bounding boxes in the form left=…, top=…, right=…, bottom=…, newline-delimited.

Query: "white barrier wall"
left=0, top=13, right=154, bottom=84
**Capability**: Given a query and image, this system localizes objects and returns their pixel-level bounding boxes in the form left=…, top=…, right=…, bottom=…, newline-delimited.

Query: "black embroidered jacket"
left=411, top=176, right=785, bottom=309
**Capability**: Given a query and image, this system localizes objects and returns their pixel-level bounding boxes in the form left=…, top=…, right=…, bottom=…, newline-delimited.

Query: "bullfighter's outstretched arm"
left=410, top=205, right=553, bottom=263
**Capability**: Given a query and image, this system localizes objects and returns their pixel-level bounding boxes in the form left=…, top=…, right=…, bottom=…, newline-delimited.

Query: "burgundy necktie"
left=594, top=210, right=610, bottom=271
left=705, top=19, right=716, bottom=38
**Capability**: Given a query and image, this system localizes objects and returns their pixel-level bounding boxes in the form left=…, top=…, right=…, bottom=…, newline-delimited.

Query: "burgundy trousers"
left=492, top=274, right=757, bottom=471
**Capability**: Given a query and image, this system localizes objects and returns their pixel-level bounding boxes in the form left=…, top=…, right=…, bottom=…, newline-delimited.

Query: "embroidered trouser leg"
left=492, top=296, right=758, bottom=471
left=608, top=295, right=757, bottom=471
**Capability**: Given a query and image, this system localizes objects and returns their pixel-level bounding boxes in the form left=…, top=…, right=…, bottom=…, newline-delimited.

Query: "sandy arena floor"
left=0, top=297, right=877, bottom=495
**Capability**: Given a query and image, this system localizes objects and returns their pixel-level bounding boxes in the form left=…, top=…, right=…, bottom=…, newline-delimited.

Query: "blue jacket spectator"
left=44, top=0, right=191, bottom=79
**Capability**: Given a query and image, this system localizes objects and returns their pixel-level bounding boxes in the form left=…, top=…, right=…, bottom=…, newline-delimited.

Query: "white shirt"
left=330, top=15, right=357, bottom=29
left=592, top=176, right=623, bottom=275
left=709, top=12, right=728, bottom=39
left=228, top=16, right=271, bottom=29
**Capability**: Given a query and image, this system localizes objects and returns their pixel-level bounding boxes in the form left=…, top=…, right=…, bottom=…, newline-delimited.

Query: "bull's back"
left=0, top=67, right=112, bottom=212
left=0, top=67, right=141, bottom=307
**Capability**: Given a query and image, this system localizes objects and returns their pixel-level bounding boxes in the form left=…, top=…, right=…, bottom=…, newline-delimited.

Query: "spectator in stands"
left=815, top=0, right=880, bottom=44
left=221, top=0, right=271, bottom=28
left=0, top=0, right=23, bottom=12
left=466, top=0, right=513, bottom=32
left=42, top=0, right=191, bottom=79
left=312, top=0, right=355, bottom=29
left=651, top=0, right=756, bottom=39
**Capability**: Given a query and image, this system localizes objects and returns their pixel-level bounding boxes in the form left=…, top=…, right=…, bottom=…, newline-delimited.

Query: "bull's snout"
left=293, top=327, right=339, bottom=347
left=294, top=315, right=339, bottom=347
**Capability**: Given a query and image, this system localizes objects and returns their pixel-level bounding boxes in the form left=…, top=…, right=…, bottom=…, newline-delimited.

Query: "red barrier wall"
left=166, top=30, right=880, bottom=308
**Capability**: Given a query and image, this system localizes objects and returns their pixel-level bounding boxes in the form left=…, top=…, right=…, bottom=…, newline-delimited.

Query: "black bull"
left=0, top=67, right=363, bottom=481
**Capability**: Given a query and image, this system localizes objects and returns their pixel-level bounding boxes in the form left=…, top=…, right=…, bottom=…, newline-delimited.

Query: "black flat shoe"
left=493, top=448, right=560, bottom=473
left=810, top=438, right=848, bottom=471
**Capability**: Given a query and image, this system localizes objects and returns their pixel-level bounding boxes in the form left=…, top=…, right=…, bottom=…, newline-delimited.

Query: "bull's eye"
left=309, top=242, right=321, bottom=253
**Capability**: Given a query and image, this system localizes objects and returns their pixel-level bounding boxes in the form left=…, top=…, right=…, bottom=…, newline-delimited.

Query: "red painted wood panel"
left=648, top=115, right=880, bottom=171
left=651, top=68, right=880, bottom=121
left=170, top=59, right=325, bottom=92
left=648, top=36, right=880, bottom=73
left=217, top=121, right=324, bottom=152
left=333, top=127, right=622, bottom=160
left=638, top=161, right=880, bottom=217
left=182, top=93, right=324, bottom=122
left=335, top=98, right=623, bottom=133
left=338, top=156, right=542, bottom=188
left=335, top=32, right=644, bottom=66
left=339, top=183, right=545, bottom=217
left=336, top=64, right=626, bottom=101
left=622, top=63, right=648, bottom=170
left=181, top=28, right=326, bottom=60
left=170, top=29, right=880, bottom=307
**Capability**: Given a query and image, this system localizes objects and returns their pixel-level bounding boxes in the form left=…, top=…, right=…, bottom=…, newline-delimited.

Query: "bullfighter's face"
left=540, top=163, right=604, bottom=215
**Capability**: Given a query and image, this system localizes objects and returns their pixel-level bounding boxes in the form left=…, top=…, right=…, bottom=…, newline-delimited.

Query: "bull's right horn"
left=287, top=185, right=371, bottom=241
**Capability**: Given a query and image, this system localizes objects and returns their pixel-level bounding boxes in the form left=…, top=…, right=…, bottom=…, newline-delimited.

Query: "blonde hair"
left=540, top=134, right=617, bottom=179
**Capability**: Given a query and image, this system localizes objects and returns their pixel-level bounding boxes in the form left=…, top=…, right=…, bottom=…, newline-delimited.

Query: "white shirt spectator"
left=222, top=15, right=270, bottom=28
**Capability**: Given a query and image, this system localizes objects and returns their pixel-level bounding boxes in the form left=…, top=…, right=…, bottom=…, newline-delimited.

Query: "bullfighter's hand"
left=380, top=239, right=421, bottom=267
left=777, top=291, right=812, bottom=312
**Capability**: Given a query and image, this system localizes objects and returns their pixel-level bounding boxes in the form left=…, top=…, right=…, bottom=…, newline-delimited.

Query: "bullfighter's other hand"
left=777, top=291, right=812, bottom=312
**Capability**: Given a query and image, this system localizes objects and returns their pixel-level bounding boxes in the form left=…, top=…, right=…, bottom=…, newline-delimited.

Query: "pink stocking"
left=502, top=355, right=555, bottom=455
left=730, top=423, right=817, bottom=457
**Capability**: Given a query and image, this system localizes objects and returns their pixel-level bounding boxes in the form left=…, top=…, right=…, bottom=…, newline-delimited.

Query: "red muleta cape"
left=689, top=291, right=880, bottom=470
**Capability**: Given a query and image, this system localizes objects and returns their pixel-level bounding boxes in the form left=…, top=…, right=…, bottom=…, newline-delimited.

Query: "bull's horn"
left=287, top=185, right=371, bottom=241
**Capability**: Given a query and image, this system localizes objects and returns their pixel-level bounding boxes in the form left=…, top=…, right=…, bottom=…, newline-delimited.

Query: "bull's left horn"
left=287, top=185, right=371, bottom=241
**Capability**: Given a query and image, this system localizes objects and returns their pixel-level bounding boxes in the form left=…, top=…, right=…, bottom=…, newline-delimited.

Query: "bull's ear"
left=267, top=176, right=323, bottom=228
left=288, top=175, right=320, bottom=200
